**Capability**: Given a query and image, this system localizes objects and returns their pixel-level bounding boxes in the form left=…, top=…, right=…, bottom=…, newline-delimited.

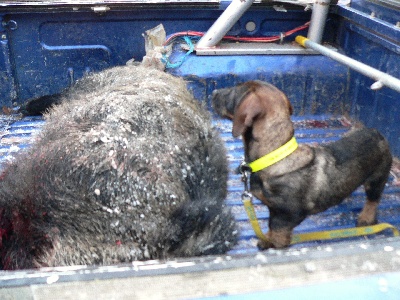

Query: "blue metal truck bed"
left=1, top=113, right=400, bottom=299
left=0, top=0, right=399, bottom=298
left=1, top=113, right=399, bottom=255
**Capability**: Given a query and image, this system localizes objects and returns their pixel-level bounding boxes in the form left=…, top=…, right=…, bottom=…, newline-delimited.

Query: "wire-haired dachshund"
left=212, top=80, right=392, bottom=249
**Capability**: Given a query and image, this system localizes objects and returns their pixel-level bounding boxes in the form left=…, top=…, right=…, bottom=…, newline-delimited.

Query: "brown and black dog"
left=212, top=80, right=392, bottom=249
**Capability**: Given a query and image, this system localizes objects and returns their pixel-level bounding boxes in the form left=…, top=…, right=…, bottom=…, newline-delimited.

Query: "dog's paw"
left=356, top=218, right=378, bottom=227
left=257, top=239, right=275, bottom=250
left=256, top=229, right=293, bottom=250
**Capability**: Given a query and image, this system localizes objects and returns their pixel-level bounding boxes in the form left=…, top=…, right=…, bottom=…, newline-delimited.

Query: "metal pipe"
left=296, top=36, right=400, bottom=93
left=196, top=0, right=255, bottom=49
left=307, top=0, right=331, bottom=43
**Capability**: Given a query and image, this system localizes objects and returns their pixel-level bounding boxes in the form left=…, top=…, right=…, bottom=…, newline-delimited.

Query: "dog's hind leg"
left=357, top=132, right=392, bottom=227
left=357, top=199, right=379, bottom=227
left=358, top=173, right=390, bottom=226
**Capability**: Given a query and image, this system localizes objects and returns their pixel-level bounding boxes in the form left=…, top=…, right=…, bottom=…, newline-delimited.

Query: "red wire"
left=164, top=22, right=310, bottom=46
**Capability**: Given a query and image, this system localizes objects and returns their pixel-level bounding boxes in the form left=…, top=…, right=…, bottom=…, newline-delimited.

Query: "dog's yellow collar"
left=247, top=136, right=298, bottom=172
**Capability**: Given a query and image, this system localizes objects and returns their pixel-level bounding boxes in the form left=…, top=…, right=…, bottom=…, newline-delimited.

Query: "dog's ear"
left=232, top=93, right=264, bottom=137
left=287, top=100, right=293, bottom=115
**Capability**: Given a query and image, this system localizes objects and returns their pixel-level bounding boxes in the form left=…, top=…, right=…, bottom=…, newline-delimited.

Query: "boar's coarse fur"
left=0, top=65, right=237, bottom=270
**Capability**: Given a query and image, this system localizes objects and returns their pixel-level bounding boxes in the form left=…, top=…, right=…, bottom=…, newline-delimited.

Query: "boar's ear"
left=232, top=93, right=264, bottom=137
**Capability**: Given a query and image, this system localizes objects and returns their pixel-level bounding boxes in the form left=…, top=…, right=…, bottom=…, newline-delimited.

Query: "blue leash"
left=162, top=36, right=194, bottom=69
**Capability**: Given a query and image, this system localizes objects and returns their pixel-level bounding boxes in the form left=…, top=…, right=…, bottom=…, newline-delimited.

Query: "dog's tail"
left=164, top=196, right=238, bottom=257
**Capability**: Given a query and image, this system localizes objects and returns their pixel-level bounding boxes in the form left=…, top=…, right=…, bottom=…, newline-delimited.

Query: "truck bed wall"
left=335, top=0, right=400, bottom=157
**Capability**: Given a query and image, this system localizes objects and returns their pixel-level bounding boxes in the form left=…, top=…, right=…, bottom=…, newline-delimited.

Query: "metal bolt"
left=371, top=80, right=384, bottom=90
left=245, top=21, right=256, bottom=32
left=91, top=6, right=110, bottom=14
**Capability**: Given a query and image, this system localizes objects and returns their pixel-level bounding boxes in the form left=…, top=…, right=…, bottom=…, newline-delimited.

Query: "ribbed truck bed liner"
left=1, top=113, right=399, bottom=256
left=1, top=113, right=400, bottom=298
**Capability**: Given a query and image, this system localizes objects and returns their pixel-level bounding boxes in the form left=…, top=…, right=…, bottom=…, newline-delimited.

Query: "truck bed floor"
left=1, top=114, right=399, bottom=256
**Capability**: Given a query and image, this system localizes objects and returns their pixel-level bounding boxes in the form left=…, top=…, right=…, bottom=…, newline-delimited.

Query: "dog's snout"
left=211, top=89, right=222, bottom=104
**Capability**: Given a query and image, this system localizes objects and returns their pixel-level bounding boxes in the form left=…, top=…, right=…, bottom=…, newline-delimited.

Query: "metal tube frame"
left=195, top=0, right=334, bottom=51
left=296, top=36, right=400, bottom=93
left=195, top=0, right=255, bottom=49
left=307, top=0, right=332, bottom=43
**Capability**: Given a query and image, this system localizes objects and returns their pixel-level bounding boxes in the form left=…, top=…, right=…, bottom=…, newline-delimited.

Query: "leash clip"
left=239, top=161, right=270, bottom=243
left=239, top=161, right=254, bottom=205
left=241, top=190, right=253, bottom=204
left=239, top=161, right=252, bottom=193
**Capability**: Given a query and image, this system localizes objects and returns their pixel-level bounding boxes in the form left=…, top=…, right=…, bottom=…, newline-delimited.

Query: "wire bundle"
left=164, top=21, right=310, bottom=45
